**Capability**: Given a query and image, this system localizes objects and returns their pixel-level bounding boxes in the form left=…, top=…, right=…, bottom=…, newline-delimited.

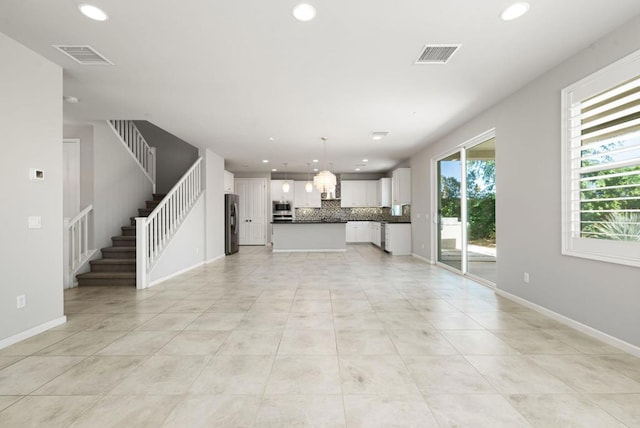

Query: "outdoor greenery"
left=440, top=160, right=496, bottom=244
left=580, top=141, right=640, bottom=241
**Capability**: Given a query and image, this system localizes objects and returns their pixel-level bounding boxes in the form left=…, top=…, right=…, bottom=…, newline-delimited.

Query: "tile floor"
left=1, top=245, right=639, bottom=427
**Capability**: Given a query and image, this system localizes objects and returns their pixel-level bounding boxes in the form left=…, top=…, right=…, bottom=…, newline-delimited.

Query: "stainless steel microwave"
left=273, top=201, right=292, bottom=213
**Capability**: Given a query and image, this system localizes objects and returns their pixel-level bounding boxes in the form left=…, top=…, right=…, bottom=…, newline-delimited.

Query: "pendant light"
left=305, top=163, right=313, bottom=192
left=313, top=137, right=337, bottom=194
left=282, top=163, right=290, bottom=193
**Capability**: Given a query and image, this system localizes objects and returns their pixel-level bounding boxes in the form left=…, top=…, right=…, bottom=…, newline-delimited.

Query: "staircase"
left=76, top=194, right=165, bottom=286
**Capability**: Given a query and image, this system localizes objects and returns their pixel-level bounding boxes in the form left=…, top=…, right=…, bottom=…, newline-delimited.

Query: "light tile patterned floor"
left=1, top=244, right=640, bottom=427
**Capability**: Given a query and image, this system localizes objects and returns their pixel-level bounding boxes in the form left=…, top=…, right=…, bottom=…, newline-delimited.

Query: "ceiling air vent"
left=52, top=45, right=113, bottom=65
left=415, top=44, right=461, bottom=65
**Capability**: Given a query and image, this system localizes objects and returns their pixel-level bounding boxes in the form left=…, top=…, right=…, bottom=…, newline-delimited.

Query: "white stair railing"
left=64, top=205, right=95, bottom=288
left=108, top=120, right=156, bottom=192
left=136, top=157, right=204, bottom=289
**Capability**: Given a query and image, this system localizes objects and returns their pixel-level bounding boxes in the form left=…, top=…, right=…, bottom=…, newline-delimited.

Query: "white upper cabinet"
left=391, top=168, right=411, bottom=205
left=377, top=177, right=391, bottom=207
left=224, top=170, right=234, bottom=194
left=271, top=180, right=295, bottom=202
left=341, top=180, right=378, bottom=207
left=365, top=181, right=377, bottom=207
left=293, top=181, right=321, bottom=208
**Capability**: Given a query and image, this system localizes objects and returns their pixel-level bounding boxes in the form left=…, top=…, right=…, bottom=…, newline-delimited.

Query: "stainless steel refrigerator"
left=225, top=194, right=239, bottom=255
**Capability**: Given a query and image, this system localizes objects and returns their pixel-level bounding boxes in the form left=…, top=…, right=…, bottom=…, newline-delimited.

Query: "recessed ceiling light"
left=78, top=4, right=109, bottom=21
left=372, top=131, right=389, bottom=140
left=262, top=159, right=269, bottom=163
left=312, top=159, right=319, bottom=163
left=362, top=159, right=368, bottom=162
left=272, top=168, right=277, bottom=172
left=500, top=2, right=530, bottom=21
left=268, top=136, right=277, bottom=141
left=313, top=168, right=318, bottom=172
left=63, top=95, right=79, bottom=103
left=355, top=168, right=361, bottom=172
left=293, top=3, right=316, bottom=22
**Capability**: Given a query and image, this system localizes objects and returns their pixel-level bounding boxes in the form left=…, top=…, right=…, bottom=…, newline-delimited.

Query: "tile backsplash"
left=295, top=199, right=411, bottom=222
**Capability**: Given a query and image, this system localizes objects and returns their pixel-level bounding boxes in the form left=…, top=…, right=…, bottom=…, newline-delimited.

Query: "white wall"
left=0, top=33, right=64, bottom=344
left=203, top=149, right=225, bottom=261
left=92, top=121, right=154, bottom=250
left=410, top=16, right=640, bottom=347
left=149, top=196, right=205, bottom=282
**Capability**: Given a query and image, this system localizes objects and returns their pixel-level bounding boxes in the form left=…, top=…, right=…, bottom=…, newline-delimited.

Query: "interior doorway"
left=235, top=178, right=268, bottom=245
left=435, top=131, right=496, bottom=285
left=63, top=139, right=80, bottom=219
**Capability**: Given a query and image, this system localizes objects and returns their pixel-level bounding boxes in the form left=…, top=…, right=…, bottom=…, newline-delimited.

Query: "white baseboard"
left=149, top=261, right=206, bottom=287
left=206, top=254, right=225, bottom=264
left=495, top=288, right=640, bottom=358
left=412, top=253, right=434, bottom=264
left=0, top=316, right=67, bottom=351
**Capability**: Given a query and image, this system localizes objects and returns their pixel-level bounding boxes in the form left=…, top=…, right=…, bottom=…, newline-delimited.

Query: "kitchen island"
left=272, top=221, right=347, bottom=252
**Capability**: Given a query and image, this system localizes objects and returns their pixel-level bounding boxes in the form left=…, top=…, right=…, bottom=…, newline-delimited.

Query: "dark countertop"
left=271, top=220, right=348, bottom=224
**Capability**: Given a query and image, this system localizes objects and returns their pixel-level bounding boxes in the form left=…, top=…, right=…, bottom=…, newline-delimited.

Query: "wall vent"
left=52, top=45, right=114, bottom=65
left=415, top=44, right=461, bottom=64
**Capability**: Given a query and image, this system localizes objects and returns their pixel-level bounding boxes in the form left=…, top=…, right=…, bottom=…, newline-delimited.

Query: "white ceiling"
left=2, top=1, right=640, bottom=173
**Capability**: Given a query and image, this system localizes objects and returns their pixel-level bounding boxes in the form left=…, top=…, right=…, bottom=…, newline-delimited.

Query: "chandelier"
left=313, top=137, right=337, bottom=194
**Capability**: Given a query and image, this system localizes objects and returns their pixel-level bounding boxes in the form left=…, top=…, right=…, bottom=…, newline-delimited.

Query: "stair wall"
left=92, top=121, right=154, bottom=252
left=133, top=121, right=199, bottom=194
left=149, top=195, right=206, bottom=284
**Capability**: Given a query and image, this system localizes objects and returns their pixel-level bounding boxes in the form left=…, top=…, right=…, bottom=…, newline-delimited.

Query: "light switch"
left=28, top=216, right=42, bottom=229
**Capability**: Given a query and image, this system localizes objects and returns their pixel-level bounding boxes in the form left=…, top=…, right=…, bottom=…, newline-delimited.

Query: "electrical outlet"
left=523, top=272, right=530, bottom=284
left=16, top=294, right=26, bottom=309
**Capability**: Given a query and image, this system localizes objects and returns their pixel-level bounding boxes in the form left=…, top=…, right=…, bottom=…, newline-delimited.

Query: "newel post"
left=135, top=217, right=148, bottom=289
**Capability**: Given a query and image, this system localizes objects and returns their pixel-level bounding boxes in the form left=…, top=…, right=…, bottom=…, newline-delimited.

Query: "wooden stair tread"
left=78, top=193, right=159, bottom=287
left=90, top=259, right=135, bottom=265
left=77, top=272, right=135, bottom=279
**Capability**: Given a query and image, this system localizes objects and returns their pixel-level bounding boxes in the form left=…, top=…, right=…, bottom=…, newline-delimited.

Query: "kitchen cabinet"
left=371, top=222, right=381, bottom=247
left=365, top=181, right=377, bottom=207
left=385, top=223, right=411, bottom=255
left=293, top=181, right=321, bottom=208
left=271, top=180, right=294, bottom=202
left=391, top=168, right=411, bottom=205
left=224, top=170, right=234, bottom=194
left=377, top=178, right=391, bottom=207
left=346, top=221, right=371, bottom=243
left=341, top=180, right=378, bottom=207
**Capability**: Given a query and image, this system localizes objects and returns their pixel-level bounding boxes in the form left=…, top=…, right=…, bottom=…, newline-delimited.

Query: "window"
left=561, top=50, right=640, bottom=267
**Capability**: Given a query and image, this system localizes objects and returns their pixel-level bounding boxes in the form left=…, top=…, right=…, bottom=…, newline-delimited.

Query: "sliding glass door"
left=436, top=134, right=496, bottom=284
left=437, top=153, right=464, bottom=271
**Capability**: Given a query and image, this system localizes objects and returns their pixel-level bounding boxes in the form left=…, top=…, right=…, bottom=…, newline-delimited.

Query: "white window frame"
left=561, top=49, right=640, bottom=268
